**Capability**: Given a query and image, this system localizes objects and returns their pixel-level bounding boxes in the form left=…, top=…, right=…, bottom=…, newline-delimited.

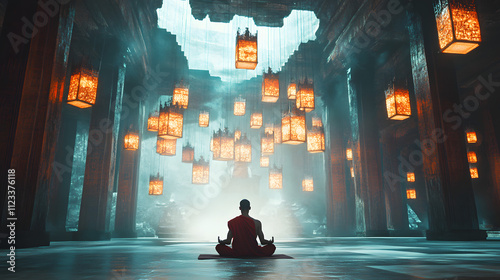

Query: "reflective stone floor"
left=1, top=237, right=500, bottom=279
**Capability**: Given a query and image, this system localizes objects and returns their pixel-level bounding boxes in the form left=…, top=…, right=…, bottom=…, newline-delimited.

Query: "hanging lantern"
left=147, top=111, right=159, bottom=131
left=156, top=137, right=176, bottom=156
left=158, top=103, right=183, bottom=139
left=199, top=111, right=209, bottom=127
left=466, top=131, right=477, bottom=143
left=265, top=125, right=274, bottom=135
left=350, top=167, right=354, bottom=178
left=211, top=130, right=219, bottom=153
left=386, top=83, right=411, bottom=120
left=269, top=166, right=283, bottom=189
left=406, top=189, right=417, bottom=199
left=282, top=108, right=306, bottom=145
left=312, top=117, right=323, bottom=128
left=260, top=156, right=270, bottom=167
left=407, top=172, right=416, bottom=182
left=235, top=28, right=258, bottom=70
left=250, top=112, right=263, bottom=129
left=470, top=167, right=479, bottom=178
left=192, top=156, right=210, bottom=184
left=173, top=81, right=189, bottom=109
left=262, top=68, right=279, bottom=103
left=149, top=173, right=163, bottom=195
left=307, top=126, right=325, bottom=153
left=296, top=80, right=315, bottom=112
left=288, top=82, right=297, bottom=100
left=434, top=0, right=481, bottom=54
left=213, top=128, right=235, bottom=161
left=261, top=131, right=274, bottom=155
left=467, top=151, right=477, bottom=163
left=302, top=177, right=314, bottom=192
left=67, top=67, right=99, bottom=108
left=234, top=129, right=242, bottom=141
left=234, top=96, right=246, bottom=116
left=182, top=143, right=194, bottom=163
left=235, top=135, right=252, bottom=163
left=124, top=129, right=139, bottom=151
left=346, top=148, right=353, bottom=160
left=273, top=124, right=282, bottom=144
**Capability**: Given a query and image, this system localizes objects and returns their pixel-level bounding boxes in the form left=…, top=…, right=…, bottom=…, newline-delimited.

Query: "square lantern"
left=273, top=124, right=282, bottom=144
left=250, top=112, right=263, bottom=129
left=346, top=148, right=353, bottom=160
left=147, top=112, right=159, bottom=131
left=182, top=143, right=194, bottom=163
left=312, top=117, right=323, bottom=128
left=288, top=82, right=297, bottom=100
left=67, top=67, right=99, bottom=108
left=282, top=108, right=306, bottom=145
left=466, top=131, right=477, bottom=143
left=192, top=156, right=210, bottom=184
left=211, top=130, right=220, bottom=153
left=434, top=0, right=481, bottom=54
left=260, top=156, right=270, bottom=167
left=234, top=97, right=246, bottom=116
left=350, top=167, right=355, bottom=178
left=386, top=84, right=411, bottom=120
left=158, top=103, right=183, bottom=139
left=156, top=137, right=176, bottom=156
left=261, top=131, right=275, bottom=155
left=262, top=68, right=279, bottom=103
left=173, top=81, right=189, bottom=109
left=213, top=128, right=234, bottom=161
left=302, top=177, right=314, bottom=192
left=467, top=151, right=477, bottom=163
left=307, top=126, right=325, bottom=153
left=296, top=80, right=315, bottom=112
left=199, top=111, right=210, bottom=127
left=406, top=189, right=417, bottom=200
left=124, top=130, right=139, bottom=151
left=149, top=174, right=163, bottom=195
left=470, top=167, right=479, bottom=178
left=235, top=28, right=258, bottom=70
left=269, top=166, right=283, bottom=189
left=407, top=172, right=416, bottom=182
left=235, top=135, right=252, bottom=163
left=265, top=125, right=274, bottom=135
left=234, top=129, right=242, bottom=141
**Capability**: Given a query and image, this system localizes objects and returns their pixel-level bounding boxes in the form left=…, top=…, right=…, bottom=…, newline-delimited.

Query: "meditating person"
left=216, top=199, right=276, bottom=257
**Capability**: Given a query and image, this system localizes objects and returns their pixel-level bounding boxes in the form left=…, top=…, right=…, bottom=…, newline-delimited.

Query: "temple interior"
left=1, top=0, right=500, bottom=279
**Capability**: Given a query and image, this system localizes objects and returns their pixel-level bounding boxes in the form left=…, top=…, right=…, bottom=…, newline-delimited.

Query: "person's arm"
left=218, top=230, right=233, bottom=245
left=255, top=220, right=274, bottom=245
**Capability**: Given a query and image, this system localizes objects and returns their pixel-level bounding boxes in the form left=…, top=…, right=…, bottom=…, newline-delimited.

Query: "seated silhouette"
left=216, top=199, right=276, bottom=257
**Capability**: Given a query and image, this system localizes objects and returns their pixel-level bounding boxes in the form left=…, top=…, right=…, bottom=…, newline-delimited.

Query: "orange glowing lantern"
left=288, top=82, right=297, bottom=100
left=173, top=81, right=189, bottom=109
left=156, top=137, right=176, bottom=156
left=307, top=126, right=325, bottom=153
left=346, top=148, right=353, bottom=160
left=262, top=68, right=279, bottom=103
left=213, top=128, right=235, bottom=161
left=407, top=172, right=416, bottom=182
left=124, top=130, right=139, bottom=151
left=261, top=131, right=274, bottom=155
left=350, top=167, right=354, bottom=178
left=269, top=166, right=283, bottom=189
left=147, top=112, right=159, bottom=131
left=158, top=103, right=183, bottom=139
left=273, top=124, right=282, bottom=144
left=467, top=151, right=477, bottom=163
left=234, top=129, right=242, bottom=141
left=199, top=111, right=209, bottom=127
left=302, top=177, right=314, bottom=192
left=434, top=0, right=481, bottom=54
left=67, top=67, right=99, bottom=108
left=296, top=80, right=315, bottom=112
left=235, top=135, right=252, bottom=163
left=260, top=156, right=270, bottom=167
left=406, top=189, right=417, bottom=199
left=149, top=173, right=163, bottom=195
left=250, top=112, right=263, bottom=129
left=466, top=131, right=477, bottom=143
left=235, top=28, right=258, bottom=70
left=265, top=125, right=274, bottom=135
left=282, top=108, right=306, bottom=145
left=470, top=167, right=479, bottom=178
left=192, top=156, right=210, bottom=184
left=386, top=84, right=411, bottom=120
left=312, top=117, right=323, bottom=128
left=234, top=96, right=246, bottom=116
left=182, top=143, right=194, bottom=163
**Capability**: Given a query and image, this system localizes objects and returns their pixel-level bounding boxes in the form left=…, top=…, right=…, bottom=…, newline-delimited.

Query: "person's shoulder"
left=253, top=218, right=261, bottom=225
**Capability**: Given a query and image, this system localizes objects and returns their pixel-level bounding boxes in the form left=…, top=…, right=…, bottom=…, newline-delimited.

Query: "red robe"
left=216, top=215, right=276, bottom=257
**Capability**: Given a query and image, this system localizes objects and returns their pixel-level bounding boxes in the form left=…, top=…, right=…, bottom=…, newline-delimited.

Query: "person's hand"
left=218, top=236, right=225, bottom=244
left=268, top=236, right=274, bottom=244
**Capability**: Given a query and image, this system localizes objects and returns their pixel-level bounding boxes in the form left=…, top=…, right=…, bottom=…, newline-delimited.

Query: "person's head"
left=239, top=199, right=251, bottom=212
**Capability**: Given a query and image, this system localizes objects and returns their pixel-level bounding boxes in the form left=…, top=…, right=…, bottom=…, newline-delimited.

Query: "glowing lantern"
left=407, top=172, right=416, bottom=182
left=269, top=166, right=283, bottom=189
left=312, top=117, right=322, bottom=128
left=158, top=103, right=183, bottom=139
left=470, top=167, right=479, bottom=178
left=260, top=156, right=270, bottom=167
left=192, top=156, right=210, bottom=184
left=467, top=151, right=477, bottom=163
left=302, top=177, right=314, bottom=192
left=350, top=167, right=354, bottom=178
left=182, top=143, right=194, bottom=163
left=199, top=111, right=209, bottom=127
left=173, top=81, right=189, bottom=109
left=282, top=108, right=306, bottom=145
left=235, top=135, right=252, bottom=163
left=211, top=131, right=219, bottom=153
left=262, top=68, right=279, bottom=103
left=296, top=80, right=315, bottom=112
left=466, top=131, right=477, bottom=143
left=235, top=28, right=258, bottom=70
left=234, top=130, right=241, bottom=141
left=261, top=131, right=274, bottom=155
left=288, top=82, right=297, bottom=100
left=149, top=174, right=163, bottom=195
left=156, top=137, right=176, bottom=156
left=346, top=149, right=353, bottom=160
left=213, top=128, right=234, bottom=161
left=147, top=112, right=159, bottom=131
left=124, top=130, right=139, bottom=151
left=434, top=0, right=481, bottom=54
left=67, top=67, right=99, bottom=108
left=307, top=126, right=325, bottom=153
left=265, top=125, right=274, bottom=135
left=250, top=112, right=263, bottom=129
left=406, top=189, right=417, bottom=199
left=234, top=97, right=246, bottom=116
left=385, top=84, right=411, bottom=120
left=273, top=124, right=282, bottom=144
